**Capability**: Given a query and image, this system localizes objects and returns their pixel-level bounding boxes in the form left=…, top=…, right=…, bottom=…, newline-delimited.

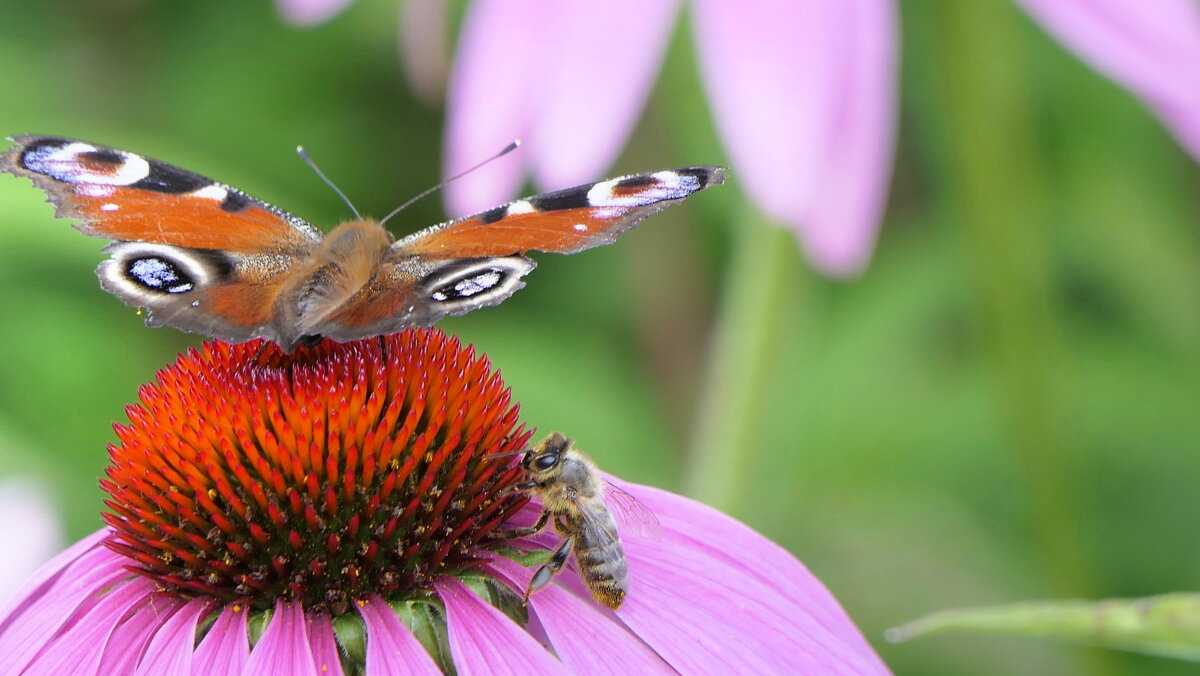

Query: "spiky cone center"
left=101, top=330, right=532, bottom=615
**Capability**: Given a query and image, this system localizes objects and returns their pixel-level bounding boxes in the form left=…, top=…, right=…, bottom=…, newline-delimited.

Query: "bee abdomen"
left=575, top=538, right=629, bottom=610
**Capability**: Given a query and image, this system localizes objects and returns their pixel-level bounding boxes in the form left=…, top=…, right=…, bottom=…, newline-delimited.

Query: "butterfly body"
left=3, top=136, right=725, bottom=350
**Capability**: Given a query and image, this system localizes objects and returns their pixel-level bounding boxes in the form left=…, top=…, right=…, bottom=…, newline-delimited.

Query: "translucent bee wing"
left=571, top=497, right=623, bottom=551
left=601, top=479, right=663, bottom=541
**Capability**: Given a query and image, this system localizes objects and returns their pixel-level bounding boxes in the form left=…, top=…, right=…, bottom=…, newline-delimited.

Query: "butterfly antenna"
left=296, top=146, right=362, bottom=220
left=379, top=139, right=520, bottom=227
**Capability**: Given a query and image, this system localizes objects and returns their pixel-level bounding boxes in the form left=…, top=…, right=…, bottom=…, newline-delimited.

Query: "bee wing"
left=571, top=494, right=624, bottom=551
left=600, top=479, right=662, bottom=541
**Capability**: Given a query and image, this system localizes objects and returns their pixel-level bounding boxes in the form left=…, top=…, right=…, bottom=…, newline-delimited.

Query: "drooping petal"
left=435, top=577, right=567, bottom=675
left=443, top=0, right=545, bottom=215
left=98, top=597, right=187, bottom=676
left=134, top=597, right=212, bottom=676
left=527, top=0, right=680, bottom=189
left=610, top=479, right=889, bottom=674
left=802, top=0, right=898, bottom=275
left=21, top=576, right=157, bottom=675
left=1014, top=0, right=1200, bottom=160
left=98, top=595, right=187, bottom=675
left=356, top=595, right=442, bottom=675
left=693, top=0, right=898, bottom=276
left=0, top=540, right=128, bottom=673
left=0, top=528, right=107, bottom=632
left=0, top=478, right=62, bottom=606
left=693, top=0, right=838, bottom=228
left=244, top=600, right=319, bottom=676
left=275, top=0, right=356, bottom=26
left=192, top=603, right=251, bottom=675
left=527, top=585, right=674, bottom=675
left=615, top=479, right=885, bottom=664
left=307, top=612, right=347, bottom=676
left=617, top=541, right=886, bottom=674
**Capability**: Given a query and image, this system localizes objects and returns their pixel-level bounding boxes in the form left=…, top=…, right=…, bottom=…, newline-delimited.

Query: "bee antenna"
left=489, top=449, right=528, bottom=461
left=379, top=139, right=520, bottom=227
left=297, top=146, right=362, bottom=220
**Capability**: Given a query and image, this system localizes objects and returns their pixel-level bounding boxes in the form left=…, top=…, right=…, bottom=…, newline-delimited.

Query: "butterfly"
left=1, top=136, right=726, bottom=351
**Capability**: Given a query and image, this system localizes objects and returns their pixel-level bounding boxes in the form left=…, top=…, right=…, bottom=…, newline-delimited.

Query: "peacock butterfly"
left=1, top=136, right=725, bottom=350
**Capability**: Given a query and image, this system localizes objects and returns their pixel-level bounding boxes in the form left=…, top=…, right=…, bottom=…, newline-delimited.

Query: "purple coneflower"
left=0, top=329, right=887, bottom=673
left=441, top=0, right=896, bottom=277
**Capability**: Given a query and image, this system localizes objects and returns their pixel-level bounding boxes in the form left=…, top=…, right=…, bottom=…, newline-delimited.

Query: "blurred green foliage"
left=0, top=1, right=1197, bottom=674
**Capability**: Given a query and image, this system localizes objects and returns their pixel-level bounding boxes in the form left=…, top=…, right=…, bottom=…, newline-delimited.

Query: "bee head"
left=522, top=432, right=573, bottom=477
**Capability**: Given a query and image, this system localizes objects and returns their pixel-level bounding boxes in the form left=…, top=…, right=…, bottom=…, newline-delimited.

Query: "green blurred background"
left=1, top=1, right=1198, bottom=674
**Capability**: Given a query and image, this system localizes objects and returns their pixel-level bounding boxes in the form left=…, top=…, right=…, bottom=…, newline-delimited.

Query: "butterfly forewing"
left=390, top=167, right=727, bottom=257
left=1, top=136, right=323, bottom=253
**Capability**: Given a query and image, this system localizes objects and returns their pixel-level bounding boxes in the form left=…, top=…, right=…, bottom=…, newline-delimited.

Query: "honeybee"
left=504, top=432, right=657, bottom=610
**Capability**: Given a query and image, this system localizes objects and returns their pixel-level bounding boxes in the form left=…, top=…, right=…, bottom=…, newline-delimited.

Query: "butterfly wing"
left=315, top=167, right=727, bottom=340
left=392, top=166, right=726, bottom=257
left=2, top=136, right=324, bottom=345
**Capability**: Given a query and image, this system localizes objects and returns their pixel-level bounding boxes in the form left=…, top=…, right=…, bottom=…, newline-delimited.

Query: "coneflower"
left=0, top=329, right=887, bottom=673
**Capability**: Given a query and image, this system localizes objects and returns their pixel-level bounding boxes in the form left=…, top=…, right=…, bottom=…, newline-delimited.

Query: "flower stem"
left=684, top=208, right=794, bottom=511
left=930, top=1, right=1092, bottom=597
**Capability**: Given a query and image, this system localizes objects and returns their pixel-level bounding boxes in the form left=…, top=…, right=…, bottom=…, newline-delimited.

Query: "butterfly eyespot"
left=20, top=140, right=151, bottom=187
left=98, top=242, right=232, bottom=308
left=420, top=257, right=534, bottom=311
left=430, top=270, right=502, bottom=301
left=126, top=257, right=195, bottom=294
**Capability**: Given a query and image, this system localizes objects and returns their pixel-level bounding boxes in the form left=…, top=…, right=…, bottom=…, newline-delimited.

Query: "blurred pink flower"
left=0, top=333, right=888, bottom=673
left=0, top=478, right=61, bottom=605
left=443, top=0, right=897, bottom=277
left=279, top=0, right=1200, bottom=273
left=276, top=0, right=356, bottom=26
left=1014, top=0, right=1200, bottom=161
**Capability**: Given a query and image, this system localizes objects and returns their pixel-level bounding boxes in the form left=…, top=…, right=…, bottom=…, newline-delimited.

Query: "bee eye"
left=533, top=453, right=558, bottom=471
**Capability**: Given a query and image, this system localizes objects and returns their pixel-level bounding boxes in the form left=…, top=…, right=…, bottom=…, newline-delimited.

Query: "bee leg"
left=526, top=534, right=575, bottom=603
left=498, top=509, right=550, bottom=540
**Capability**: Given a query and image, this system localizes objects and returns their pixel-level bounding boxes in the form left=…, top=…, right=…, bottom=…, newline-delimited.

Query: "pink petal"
left=134, top=597, right=212, bottom=675
left=0, top=479, right=62, bottom=606
left=23, top=576, right=158, bottom=675
left=308, top=612, right=347, bottom=676
left=802, top=0, right=897, bottom=275
left=693, top=0, right=839, bottom=227
left=615, top=479, right=884, bottom=664
left=244, top=600, right=320, bottom=676
left=0, top=540, right=128, bottom=673
left=356, top=595, right=442, bottom=675
left=527, top=585, right=674, bottom=674
left=1015, top=0, right=1200, bottom=160
left=527, top=0, right=680, bottom=189
left=97, top=595, right=186, bottom=675
left=0, top=529, right=108, bottom=632
left=193, top=602, right=251, bottom=675
left=443, top=0, right=544, bottom=215
left=693, top=0, right=898, bottom=276
left=275, top=0, right=356, bottom=26
left=399, top=0, right=449, bottom=106
left=435, top=577, right=567, bottom=675
left=617, top=541, right=886, bottom=674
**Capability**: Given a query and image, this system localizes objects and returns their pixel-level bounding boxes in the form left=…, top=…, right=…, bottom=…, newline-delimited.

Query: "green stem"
left=931, top=2, right=1091, bottom=596
left=684, top=209, right=794, bottom=511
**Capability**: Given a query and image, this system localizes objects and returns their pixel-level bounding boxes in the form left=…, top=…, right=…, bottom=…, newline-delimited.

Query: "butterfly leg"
left=526, top=532, right=575, bottom=603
